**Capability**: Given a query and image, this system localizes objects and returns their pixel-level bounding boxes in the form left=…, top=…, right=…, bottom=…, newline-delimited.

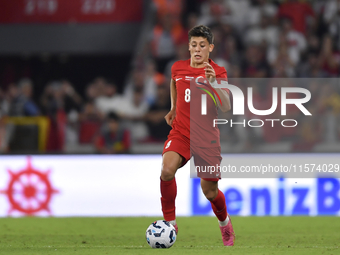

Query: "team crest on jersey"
left=165, top=140, right=172, bottom=149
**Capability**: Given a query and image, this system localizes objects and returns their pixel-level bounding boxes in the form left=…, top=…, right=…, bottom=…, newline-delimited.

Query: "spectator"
left=220, top=20, right=244, bottom=52
left=5, top=83, right=19, bottom=116
left=277, top=0, right=315, bottom=34
left=144, top=85, right=171, bottom=141
left=298, top=53, right=325, bottom=78
left=95, top=80, right=124, bottom=115
left=0, top=80, right=39, bottom=153
left=58, top=81, right=83, bottom=146
left=244, top=15, right=279, bottom=48
left=209, top=27, right=230, bottom=69
left=124, top=69, right=147, bottom=103
left=209, top=25, right=225, bottom=58
left=268, top=19, right=307, bottom=68
left=40, top=82, right=63, bottom=116
left=323, top=0, right=340, bottom=48
left=305, top=34, right=320, bottom=55
left=153, top=0, right=183, bottom=21
left=92, top=77, right=107, bottom=98
left=119, top=87, right=149, bottom=118
left=221, top=36, right=241, bottom=66
left=179, top=12, right=198, bottom=44
left=165, top=43, right=190, bottom=78
left=228, top=64, right=242, bottom=78
left=271, top=41, right=297, bottom=77
left=6, top=79, right=39, bottom=117
left=78, top=100, right=104, bottom=144
left=40, top=82, right=66, bottom=152
left=80, top=101, right=104, bottom=123
left=61, top=80, right=82, bottom=115
left=225, top=0, right=252, bottom=32
left=150, top=13, right=184, bottom=72
left=318, top=35, right=340, bottom=77
left=85, top=83, right=99, bottom=103
left=144, top=60, right=160, bottom=105
left=118, top=87, right=149, bottom=142
left=247, top=0, right=278, bottom=27
left=282, top=18, right=307, bottom=60
left=124, top=66, right=165, bottom=106
left=94, top=112, right=130, bottom=154
left=198, top=0, right=232, bottom=27
left=242, top=44, right=269, bottom=77
left=18, top=79, right=40, bottom=116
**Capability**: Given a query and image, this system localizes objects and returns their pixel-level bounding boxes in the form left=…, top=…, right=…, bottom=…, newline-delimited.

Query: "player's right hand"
left=165, top=109, right=176, bottom=126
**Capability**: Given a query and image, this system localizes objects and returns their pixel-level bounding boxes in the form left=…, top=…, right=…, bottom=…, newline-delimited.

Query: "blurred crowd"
left=0, top=0, right=339, bottom=153
left=0, top=75, right=171, bottom=153
left=147, top=0, right=339, bottom=78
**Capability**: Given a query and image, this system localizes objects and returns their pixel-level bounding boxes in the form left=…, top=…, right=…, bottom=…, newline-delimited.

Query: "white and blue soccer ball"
left=145, top=220, right=177, bottom=248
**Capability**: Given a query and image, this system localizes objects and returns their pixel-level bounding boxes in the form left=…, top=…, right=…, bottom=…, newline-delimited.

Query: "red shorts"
left=162, top=129, right=222, bottom=181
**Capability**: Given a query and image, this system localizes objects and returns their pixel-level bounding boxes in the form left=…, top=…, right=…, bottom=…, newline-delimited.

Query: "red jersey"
left=170, top=59, right=228, bottom=148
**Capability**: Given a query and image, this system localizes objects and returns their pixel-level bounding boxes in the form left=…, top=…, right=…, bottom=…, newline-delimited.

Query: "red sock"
left=160, top=177, right=177, bottom=221
left=210, top=190, right=227, bottom=222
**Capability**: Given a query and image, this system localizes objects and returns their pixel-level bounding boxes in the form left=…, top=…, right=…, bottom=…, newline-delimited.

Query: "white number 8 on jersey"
left=184, top=88, right=191, bottom=102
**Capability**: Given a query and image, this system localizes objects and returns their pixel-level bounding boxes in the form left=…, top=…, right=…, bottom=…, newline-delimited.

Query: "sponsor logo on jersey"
left=196, top=76, right=222, bottom=107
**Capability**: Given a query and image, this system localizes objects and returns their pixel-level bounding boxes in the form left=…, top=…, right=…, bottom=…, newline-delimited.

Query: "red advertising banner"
left=0, top=0, right=143, bottom=23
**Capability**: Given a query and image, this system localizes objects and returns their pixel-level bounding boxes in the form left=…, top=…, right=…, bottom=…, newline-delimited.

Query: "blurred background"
left=0, top=0, right=339, bottom=154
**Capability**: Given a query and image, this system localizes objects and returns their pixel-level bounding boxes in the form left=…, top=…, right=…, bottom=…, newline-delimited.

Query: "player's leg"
left=194, top=145, right=235, bottom=246
left=161, top=151, right=182, bottom=181
left=160, top=151, right=183, bottom=233
left=200, top=179, right=227, bottom=221
left=201, top=179, right=235, bottom=246
left=194, top=148, right=227, bottom=220
left=161, top=132, right=190, bottom=233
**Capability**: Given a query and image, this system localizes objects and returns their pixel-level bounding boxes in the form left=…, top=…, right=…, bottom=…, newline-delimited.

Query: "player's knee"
left=161, top=163, right=176, bottom=181
left=202, top=187, right=218, bottom=201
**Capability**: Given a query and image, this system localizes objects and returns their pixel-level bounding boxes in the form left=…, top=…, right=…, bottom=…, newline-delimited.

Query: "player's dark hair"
left=188, top=25, right=214, bottom=44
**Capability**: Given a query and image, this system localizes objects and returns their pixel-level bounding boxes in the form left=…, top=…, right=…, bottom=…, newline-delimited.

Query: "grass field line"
left=4, top=245, right=338, bottom=249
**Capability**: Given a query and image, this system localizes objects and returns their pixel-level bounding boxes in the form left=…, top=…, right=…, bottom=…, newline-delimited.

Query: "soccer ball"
left=145, top=220, right=177, bottom=248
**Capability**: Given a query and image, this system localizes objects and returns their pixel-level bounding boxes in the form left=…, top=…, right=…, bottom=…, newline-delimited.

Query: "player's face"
left=189, top=37, right=214, bottom=65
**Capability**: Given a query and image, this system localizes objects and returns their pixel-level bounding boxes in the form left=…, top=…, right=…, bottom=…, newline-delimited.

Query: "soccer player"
left=160, top=25, right=235, bottom=246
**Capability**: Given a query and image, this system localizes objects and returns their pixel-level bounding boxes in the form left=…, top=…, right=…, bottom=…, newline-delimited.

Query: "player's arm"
left=164, top=79, right=177, bottom=126
left=214, top=85, right=231, bottom=113
left=204, top=62, right=231, bottom=112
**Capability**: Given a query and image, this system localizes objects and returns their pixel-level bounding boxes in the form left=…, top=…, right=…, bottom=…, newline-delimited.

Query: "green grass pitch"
left=0, top=217, right=339, bottom=254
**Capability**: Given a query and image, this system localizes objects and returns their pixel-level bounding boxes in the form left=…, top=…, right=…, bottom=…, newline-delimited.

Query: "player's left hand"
left=204, top=62, right=216, bottom=84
